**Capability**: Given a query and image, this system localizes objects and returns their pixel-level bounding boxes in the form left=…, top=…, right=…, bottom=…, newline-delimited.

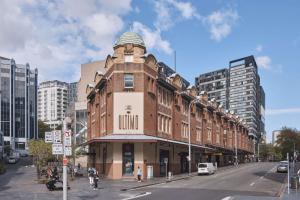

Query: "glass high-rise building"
left=195, top=56, right=265, bottom=140
left=0, top=56, right=38, bottom=150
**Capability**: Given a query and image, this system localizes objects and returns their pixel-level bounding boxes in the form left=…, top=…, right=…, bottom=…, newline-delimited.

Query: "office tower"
left=0, top=56, right=38, bottom=150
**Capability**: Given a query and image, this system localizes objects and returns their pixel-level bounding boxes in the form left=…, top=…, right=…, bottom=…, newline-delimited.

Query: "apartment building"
left=195, top=68, right=229, bottom=108
left=38, top=80, right=69, bottom=129
left=86, top=31, right=253, bottom=179
left=0, top=57, right=38, bottom=150
left=195, top=56, right=265, bottom=141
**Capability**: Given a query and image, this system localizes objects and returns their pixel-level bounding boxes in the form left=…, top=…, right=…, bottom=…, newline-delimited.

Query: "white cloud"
left=203, top=9, right=239, bottom=42
left=0, top=0, right=133, bottom=82
left=266, top=108, right=300, bottom=116
left=153, top=0, right=200, bottom=31
left=133, top=22, right=173, bottom=55
left=256, top=56, right=272, bottom=70
left=255, top=44, right=263, bottom=52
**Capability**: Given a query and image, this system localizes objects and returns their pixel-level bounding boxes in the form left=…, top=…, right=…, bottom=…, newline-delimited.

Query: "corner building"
left=86, top=32, right=253, bottom=179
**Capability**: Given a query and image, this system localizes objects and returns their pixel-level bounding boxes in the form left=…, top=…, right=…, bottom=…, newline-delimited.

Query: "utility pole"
left=287, top=153, right=290, bottom=195
left=62, top=118, right=68, bottom=200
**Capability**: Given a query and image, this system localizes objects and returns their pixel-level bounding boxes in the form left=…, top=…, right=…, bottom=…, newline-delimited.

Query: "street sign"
left=64, top=146, right=72, bottom=156
left=164, top=158, right=168, bottom=164
left=52, top=143, right=63, bottom=155
left=53, top=130, right=62, bottom=144
left=45, top=131, right=53, bottom=143
left=64, top=130, right=72, bottom=146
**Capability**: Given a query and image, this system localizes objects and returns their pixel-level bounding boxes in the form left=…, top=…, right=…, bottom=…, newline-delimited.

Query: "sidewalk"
left=280, top=162, right=300, bottom=200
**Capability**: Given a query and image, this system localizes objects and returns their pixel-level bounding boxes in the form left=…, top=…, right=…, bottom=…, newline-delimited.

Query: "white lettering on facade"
left=119, top=115, right=138, bottom=130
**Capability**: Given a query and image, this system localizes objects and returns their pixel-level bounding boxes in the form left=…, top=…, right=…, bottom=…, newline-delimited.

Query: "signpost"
left=164, top=158, right=168, bottom=179
left=45, top=131, right=53, bottom=143
left=53, top=130, right=62, bottom=143
left=52, top=143, right=63, bottom=155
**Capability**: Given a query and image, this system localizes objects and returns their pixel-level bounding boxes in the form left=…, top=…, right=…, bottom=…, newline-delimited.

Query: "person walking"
left=88, top=168, right=94, bottom=187
left=137, top=166, right=142, bottom=182
left=93, top=169, right=99, bottom=190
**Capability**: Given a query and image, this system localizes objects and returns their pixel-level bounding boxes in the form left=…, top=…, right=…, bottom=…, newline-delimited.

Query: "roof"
left=114, top=32, right=145, bottom=48
left=88, top=134, right=214, bottom=150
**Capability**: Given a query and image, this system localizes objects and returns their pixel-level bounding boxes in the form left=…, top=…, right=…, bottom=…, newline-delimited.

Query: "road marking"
left=250, top=182, right=255, bottom=186
left=122, top=192, right=152, bottom=200
left=221, top=196, right=233, bottom=200
left=260, top=176, right=264, bottom=179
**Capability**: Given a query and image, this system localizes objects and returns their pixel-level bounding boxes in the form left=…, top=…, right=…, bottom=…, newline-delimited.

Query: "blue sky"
left=0, top=0, right=300, bottom=142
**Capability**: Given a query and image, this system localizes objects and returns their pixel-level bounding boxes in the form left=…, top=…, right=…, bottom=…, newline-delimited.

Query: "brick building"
left=86, top=32, right=254, bottom=179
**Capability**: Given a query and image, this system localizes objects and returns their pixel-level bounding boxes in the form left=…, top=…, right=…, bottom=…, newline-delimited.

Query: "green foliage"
left=276, top=127, right=300, bottom=159
left=259, top=143, right=282, bottom=161
left=3, top=145, right=12, bottom=156
left=28, top=139, right=55, bottom=168
left=0, top=161, right=6, bottom=174
left=38, top=120, right=51, bottom=139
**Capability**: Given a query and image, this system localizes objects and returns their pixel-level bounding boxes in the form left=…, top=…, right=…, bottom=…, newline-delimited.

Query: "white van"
left=197, top=163, right=216, bottom=175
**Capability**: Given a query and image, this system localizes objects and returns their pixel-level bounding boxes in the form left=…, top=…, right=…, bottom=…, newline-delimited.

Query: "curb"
left=120, top=175, right=194, bottom=191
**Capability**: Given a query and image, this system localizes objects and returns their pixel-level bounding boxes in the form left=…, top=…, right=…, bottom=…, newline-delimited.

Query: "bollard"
left=168, top=171, right=172, bottom=180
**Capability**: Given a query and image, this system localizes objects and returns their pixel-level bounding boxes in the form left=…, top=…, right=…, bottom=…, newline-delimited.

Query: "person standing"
left=93, top=170, right=99, bottom=190
left=137, top=166, right=142, bottom=182
left=88, top=168, right=94, bottom=186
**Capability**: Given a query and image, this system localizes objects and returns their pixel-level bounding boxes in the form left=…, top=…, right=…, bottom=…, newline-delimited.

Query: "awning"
left=88, top=134, right=214, bottom=150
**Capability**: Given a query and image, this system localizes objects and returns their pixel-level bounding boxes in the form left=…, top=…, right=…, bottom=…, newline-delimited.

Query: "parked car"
left=197, top=163, right=216, bottom=175
left=7, top=156, right=17, bottom=164
left=17, top=149, right=29, bottom=157
left=277, top=164, right=288, bottom=173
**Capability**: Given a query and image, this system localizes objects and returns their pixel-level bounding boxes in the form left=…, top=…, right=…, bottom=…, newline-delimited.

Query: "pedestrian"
left=93, top=170, right=99, bottom=190
left=77, top=163, right=81, bottom=170
left=137, top=166, right=142, bottom=182
left=297, top=169, right=300, bottom=184
left=88, top=167, right=94, bottom=187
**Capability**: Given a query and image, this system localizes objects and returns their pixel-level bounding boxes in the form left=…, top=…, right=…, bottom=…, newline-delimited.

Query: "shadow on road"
left=0, top=157, right=33, bottom=192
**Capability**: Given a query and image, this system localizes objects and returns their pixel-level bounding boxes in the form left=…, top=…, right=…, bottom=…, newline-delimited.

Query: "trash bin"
left=147, top=165, right=153, bottom=179
left=290, top=176, right=299, bottom=189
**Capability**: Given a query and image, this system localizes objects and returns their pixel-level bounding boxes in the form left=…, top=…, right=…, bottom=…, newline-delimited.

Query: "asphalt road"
left=0, top=161, right=288, bottom=200
left=122, top=162, right=287, bottom=200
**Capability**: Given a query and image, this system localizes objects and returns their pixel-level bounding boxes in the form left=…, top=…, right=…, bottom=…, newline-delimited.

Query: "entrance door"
left=122, top=143, right=134, bottom=176
left=180, top=153, right=188, bottom=173
left=159, top=150, right=169, bottom=177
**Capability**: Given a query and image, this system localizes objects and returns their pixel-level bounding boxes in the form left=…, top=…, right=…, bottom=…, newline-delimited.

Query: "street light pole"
left=188, top=97, right=200, bottom=176
left=234, top=123, right=238, bottom=166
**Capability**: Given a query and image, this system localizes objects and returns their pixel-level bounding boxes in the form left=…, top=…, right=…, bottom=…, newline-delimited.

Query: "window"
left=181, top=122, right=188, bottom=138
left=125, top=55, right=133, bottom=62
left=124, top=74, right=134, bottom=88
left=158, top=113, right=172, bottom=134
left=196, top=127, right=202, bottom=142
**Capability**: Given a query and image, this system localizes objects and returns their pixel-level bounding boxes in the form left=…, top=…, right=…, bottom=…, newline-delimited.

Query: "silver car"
left=277, top=164, right=288, bottom=173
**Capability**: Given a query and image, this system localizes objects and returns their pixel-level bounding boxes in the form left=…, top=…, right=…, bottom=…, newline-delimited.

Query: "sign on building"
left=64, top=130, right=72, bottom=146
left=113, top=92, right=144, bottom=134
left=45, top=132, right=53, bottom=143
left=64, top=146, right=72, bottom=156
left=52, top=143, right=63, bottom=155
left=53, top=130, right=62, bottom=144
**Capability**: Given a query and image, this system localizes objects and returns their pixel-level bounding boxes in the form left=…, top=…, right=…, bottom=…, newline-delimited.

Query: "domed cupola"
left=113, top=31, right=146, bottom=64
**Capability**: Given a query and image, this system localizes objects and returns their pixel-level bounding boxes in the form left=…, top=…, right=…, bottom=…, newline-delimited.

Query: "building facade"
left=272, top=130, right=281, bottom=146
left=195, top=56, right=265, bottom=141
left=38, top=80, right=69, bottom=129
left=0, top=130, right=3, bottom=159
left=0, top=57, right=38, bottom=150
left=68, top=82, right=78, bottom=105
left=86, top=32, right=253, bottom=179
left=195, top=68, right=229, bottom=109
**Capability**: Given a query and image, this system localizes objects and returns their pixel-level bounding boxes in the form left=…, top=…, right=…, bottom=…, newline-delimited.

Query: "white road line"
left=221, top=196, right=233, bottom=200
left=250, top=182, right=255, bottom=186
left=122, top=192, right=152, bottom=200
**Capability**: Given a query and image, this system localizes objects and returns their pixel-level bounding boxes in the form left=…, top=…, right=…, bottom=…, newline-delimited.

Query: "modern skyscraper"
left=38, top=80, right=69, bottom=129
left=195, top=56, right=265, bottom=140
left=195, top=68, right=229, bottom=108
left=0, top=56, right=38, bottom=150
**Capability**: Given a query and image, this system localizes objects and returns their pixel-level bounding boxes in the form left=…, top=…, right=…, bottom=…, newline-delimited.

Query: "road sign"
left=164, top=158, right=168, bottom=164
left=45, top=132, right=53, bottom=143
left=53, top=130, right=62, bottom=144
left=64, top=130, right=72, bottom=146
left=52, top=143, right=63, bottom=155
left=64, top=146, right=72, bottom=156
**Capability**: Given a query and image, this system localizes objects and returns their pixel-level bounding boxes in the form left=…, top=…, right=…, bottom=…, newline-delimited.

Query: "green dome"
left=114, top=32, right=145, bottom=47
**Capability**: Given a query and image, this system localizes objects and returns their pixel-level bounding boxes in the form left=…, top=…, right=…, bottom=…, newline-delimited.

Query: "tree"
left=276, top=127, right=300, bottom=160
left=259, top=143, right=282, bottom=161
left=28, top=139, right=56, bottom=178
left=38, top=120, right=51, bottom=139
